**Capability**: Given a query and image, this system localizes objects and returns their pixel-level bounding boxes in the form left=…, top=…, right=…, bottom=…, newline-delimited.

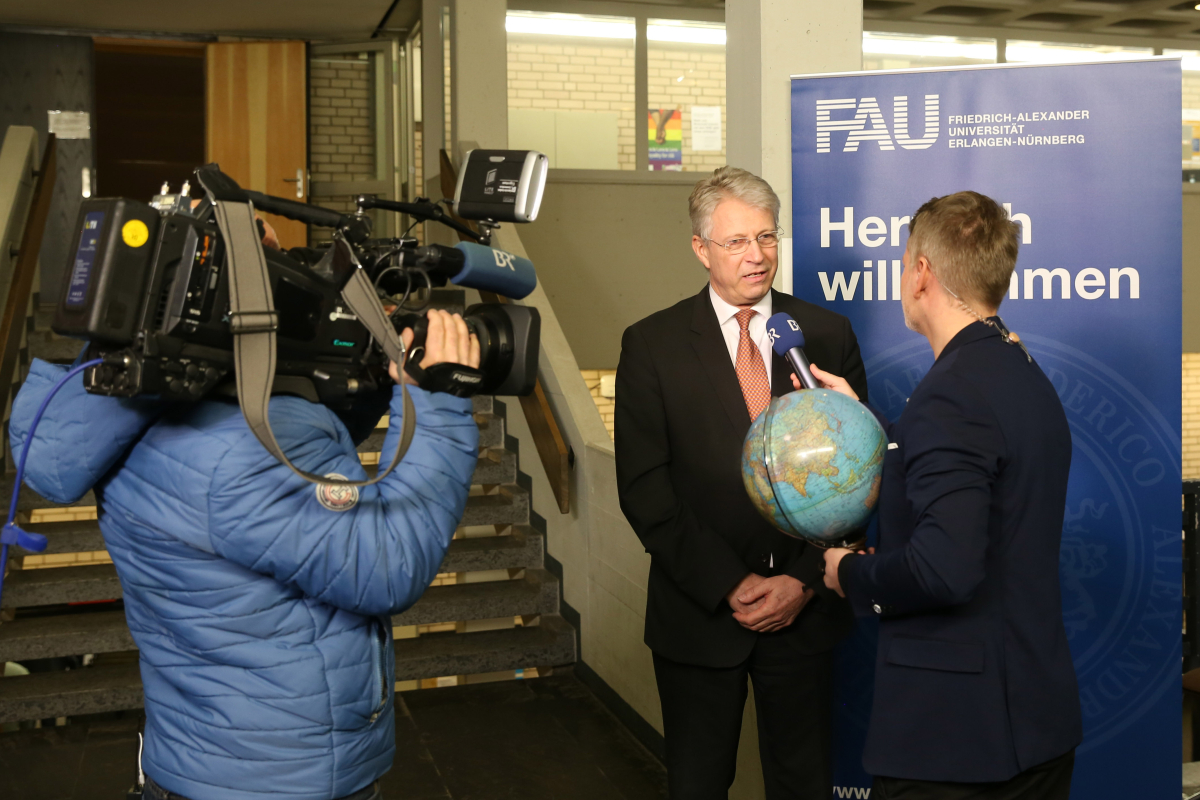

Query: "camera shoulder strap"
left=213, top=197, right=416, bottom=488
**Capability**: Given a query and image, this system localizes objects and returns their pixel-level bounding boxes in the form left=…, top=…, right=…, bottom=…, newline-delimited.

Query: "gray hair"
left=688, top=166, right=781, bottom=240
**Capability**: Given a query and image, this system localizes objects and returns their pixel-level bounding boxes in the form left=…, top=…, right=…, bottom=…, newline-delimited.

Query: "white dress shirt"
left=709, top=285, right=774, bottom=374
left=709, top=286, right=776, bottom=568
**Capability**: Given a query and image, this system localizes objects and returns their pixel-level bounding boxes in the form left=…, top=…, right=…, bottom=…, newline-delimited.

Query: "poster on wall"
left=649, top=107, right=682, bottom=170
left=790, top=60, right=1181, bottom=799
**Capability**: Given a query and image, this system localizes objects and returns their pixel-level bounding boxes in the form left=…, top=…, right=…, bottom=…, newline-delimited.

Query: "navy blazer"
left=839, top=321, right=1082, bottom=783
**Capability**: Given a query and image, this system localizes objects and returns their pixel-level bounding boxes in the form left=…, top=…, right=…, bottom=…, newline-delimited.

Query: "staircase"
left=0, top=303, right=576, bottom=726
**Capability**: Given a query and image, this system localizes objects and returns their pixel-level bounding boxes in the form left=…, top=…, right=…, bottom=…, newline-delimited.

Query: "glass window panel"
left=862, top=32, right=996, bottom=70
left=1168, top=50, right=1200, bottom=170
left=1004, top=40, right=1153, bottom=64
left=506, top=11, right=637, bottom=170
left=648, top=19, right=726, bottom=172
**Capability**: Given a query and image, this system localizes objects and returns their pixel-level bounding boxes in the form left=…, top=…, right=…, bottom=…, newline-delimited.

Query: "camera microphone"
left=767, top=312, right=819, bottom=390
left=413, top=242, right=537, bottom=299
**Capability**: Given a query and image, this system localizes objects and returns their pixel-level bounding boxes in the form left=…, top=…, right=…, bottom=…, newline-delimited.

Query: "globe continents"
left=742, top=389, right=886, bottom=547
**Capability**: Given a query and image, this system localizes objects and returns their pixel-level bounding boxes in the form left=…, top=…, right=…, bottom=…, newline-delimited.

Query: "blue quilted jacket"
left=8, top=359, right=479, bottom=800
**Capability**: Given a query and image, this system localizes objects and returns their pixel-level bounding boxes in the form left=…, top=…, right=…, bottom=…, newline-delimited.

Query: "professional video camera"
left=53, top=150, right=548, bottom=406
left=49, top=150, right=548, bottom=485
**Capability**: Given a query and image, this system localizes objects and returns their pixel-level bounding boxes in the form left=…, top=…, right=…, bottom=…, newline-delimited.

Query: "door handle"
left=281, top=168, right=304, bottom=199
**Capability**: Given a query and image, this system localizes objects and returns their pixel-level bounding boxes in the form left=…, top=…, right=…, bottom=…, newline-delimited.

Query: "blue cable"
left=1, top=358, right=104, bottom=611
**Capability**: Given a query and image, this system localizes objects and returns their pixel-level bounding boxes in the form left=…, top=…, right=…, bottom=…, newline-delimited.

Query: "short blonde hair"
left=688, top=166, right=780, bottom=240
left=907, top=191, right=1019, bottom=309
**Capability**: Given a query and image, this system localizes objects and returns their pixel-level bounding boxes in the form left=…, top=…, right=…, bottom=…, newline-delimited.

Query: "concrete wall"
left=517, top=173, right=706, bottom=369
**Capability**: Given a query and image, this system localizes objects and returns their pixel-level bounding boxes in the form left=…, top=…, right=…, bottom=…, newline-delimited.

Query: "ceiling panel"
left=0, top=0, right=401, bottom=40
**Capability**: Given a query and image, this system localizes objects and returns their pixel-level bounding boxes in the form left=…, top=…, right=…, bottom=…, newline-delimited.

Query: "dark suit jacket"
left=840, top=321, right=1083, bottom=783
left=615, top=286, right=868, bottom=667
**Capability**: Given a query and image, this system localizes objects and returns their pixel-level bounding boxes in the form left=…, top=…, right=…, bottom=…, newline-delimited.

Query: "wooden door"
left=206, top=41, right=307, bottom=248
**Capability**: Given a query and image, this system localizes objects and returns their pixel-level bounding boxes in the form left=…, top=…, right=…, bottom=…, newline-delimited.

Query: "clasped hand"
left=726, top=573, right=813, bottom=633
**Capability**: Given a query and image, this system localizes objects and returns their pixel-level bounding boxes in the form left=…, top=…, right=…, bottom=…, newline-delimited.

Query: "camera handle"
left=210, top=193, right=418, bottom=488
left=356, top=195, right=491, bottom=245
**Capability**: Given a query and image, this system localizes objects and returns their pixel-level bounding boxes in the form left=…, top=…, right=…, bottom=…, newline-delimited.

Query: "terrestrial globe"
left=741, top=389, right=887, bottom=548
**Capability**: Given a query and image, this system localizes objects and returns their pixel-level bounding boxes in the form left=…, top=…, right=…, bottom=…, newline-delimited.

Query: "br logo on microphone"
left=767, top=318, right=800, bottom=346
left=492, top=250, right=516, bottom=270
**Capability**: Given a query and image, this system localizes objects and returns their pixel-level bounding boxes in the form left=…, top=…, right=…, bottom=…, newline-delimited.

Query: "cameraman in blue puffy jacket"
left=8, top=310, right=481, bottom=800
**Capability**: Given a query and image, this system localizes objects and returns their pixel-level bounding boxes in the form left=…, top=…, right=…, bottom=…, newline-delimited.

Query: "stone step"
left=440, top=526, right=542, bottom=573
left=393, top=614, right=576, bottom=681
left=476, top=413, right=503, bottom=449
left=361, top=449, right=515, bottom=486
left=1, top=563, right=121, bottom=609
left=0, top=616, right=576, bottom=724
left=392, top=569, right=557, bottom=627
left=26, top=335, right=83, bottom=364
left=3, top=420, right=508, bottom=519
left=0, top=540, right=551, bottom=662
left=0, top=660, right=144, bottom=724
left=0, top=609, right=133, bottom=663
left=2, top=518, right=537, bottom=610
left=460, top=486, right=527, bottom=527
left=15, top=521, right=543, bottom=571
left=14, top=519, right=107, bottom=556
left=4, top=480, right=525, bottom=544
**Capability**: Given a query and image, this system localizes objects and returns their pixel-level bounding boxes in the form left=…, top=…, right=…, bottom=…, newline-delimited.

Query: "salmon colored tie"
left=735, top=309, right=771, bottom=421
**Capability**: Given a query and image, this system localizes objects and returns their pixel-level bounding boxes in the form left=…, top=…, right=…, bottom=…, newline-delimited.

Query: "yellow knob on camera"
left=122, top=219, right=149, bottom=248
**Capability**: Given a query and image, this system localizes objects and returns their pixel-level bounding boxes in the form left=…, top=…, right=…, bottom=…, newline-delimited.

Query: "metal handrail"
left=0, top=132, right=57, bottom=475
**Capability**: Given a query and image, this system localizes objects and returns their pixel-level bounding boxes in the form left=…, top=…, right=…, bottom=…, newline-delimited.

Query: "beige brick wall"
left=507, top=36, right=638, bottom=170
left=1183, top=73, right=1200, bottom=112
left=309, top=56, right=377, bottom=235
left=582, top=369, right=617, bottom=439
left=310, top=57, right=376, bottom=186
left=647, top=42, right=727, bottom=172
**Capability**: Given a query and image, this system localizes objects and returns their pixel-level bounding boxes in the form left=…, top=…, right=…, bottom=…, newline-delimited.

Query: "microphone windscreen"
left=452, top=242, right=537, bottom=299
left=766, top=312, right=806, bottom=354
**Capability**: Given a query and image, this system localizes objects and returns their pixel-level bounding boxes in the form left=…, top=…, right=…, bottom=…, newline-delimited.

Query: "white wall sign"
left=690, top=106, right=722, bottom=152
left=47, top=111, right=90, bottom=140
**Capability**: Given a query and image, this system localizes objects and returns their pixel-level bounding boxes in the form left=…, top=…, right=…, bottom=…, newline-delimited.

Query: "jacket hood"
left=8, top=358, right=160, bottom=504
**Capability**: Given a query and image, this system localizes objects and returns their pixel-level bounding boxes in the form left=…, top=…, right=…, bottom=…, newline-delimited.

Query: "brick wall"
left=647, top=42, right=727, bottom=172
left=507, top=36, right=638, bottom=169
left=582, top=369, right=617, bottom=439
left=309, top=55, right=377, bottom=231
left=1183, top=72, right=1200, bottom=111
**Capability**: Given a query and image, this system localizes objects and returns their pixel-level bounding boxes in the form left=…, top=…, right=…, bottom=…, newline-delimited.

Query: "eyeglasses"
left=704, top=230, right=783, bottom=255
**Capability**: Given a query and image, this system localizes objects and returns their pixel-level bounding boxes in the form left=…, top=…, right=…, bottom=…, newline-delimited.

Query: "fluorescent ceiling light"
left=648, top=20, right=726, bottom=46
left=505, top=12, right=726, bottom=45
left=505, top=11, right=634, bottom=40
left=1005, top=41, right=1153, bottom=65
left=863, top=33, right=996, bottom=60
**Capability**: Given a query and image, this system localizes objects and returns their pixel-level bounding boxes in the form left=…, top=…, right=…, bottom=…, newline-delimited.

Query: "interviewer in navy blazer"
left=812, top=192, right=1082, bottom=800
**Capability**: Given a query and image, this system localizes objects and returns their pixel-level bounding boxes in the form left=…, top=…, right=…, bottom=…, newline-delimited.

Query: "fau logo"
left=816, top=95, right=940, bottom=153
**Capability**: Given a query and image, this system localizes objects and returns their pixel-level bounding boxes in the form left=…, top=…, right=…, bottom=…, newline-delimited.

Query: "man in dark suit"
left=817, top=191, right=1082, bottom=800
left=615, top=166, right=868, bottom=799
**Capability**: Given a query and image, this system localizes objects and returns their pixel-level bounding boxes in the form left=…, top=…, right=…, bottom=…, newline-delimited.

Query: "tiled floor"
left=0, top=671, right=667, bottom=800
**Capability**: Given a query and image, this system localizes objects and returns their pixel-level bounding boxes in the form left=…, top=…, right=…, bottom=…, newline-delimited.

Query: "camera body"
left=55, top=197, right=382, bottom=408
left=52, top=154, right=548, bottom=407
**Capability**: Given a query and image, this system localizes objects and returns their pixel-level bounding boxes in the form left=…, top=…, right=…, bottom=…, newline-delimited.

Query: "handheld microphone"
left=766, top=312, right=819, bottom=390
left=413, top=242, right=537, bottom=299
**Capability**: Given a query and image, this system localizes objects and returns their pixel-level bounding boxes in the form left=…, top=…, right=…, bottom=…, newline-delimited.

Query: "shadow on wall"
left=518, top=177, right=707, bottom=370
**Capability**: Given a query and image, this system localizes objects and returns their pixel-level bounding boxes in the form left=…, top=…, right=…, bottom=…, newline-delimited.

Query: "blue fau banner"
left=791, top=60, right=1181, bottom=799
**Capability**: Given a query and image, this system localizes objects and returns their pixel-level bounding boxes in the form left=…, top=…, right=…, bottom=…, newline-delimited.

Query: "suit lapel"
left=690, top=287, right=751, bottom=435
